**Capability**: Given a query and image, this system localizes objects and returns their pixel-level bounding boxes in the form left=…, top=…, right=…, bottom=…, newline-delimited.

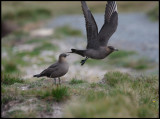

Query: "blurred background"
left=1, top=1, right=159, bottom=118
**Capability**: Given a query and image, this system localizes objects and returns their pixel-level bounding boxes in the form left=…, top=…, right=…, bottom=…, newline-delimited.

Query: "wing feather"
left=98, top=1, right=118, bottom=47
left=81, top=1, right=99, bottom=49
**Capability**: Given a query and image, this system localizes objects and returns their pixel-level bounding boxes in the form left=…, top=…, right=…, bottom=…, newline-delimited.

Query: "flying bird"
left=33, top=53, right=69, bottom=85
left=69, top=1, right=118, bottom=65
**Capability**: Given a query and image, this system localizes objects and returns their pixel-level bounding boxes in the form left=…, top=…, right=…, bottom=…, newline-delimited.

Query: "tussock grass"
left=51, top=86, right=69, bottom=101
left=54, top=25, right=82, bottom=38
left=1, top=73, right=24, bottom=85
left=63, top=72, right=159, bottom=118
left=105, top=71, right=130, bottom=87
left=39, top=86, right=69, bottom=102
left=2, top=61, right=18, bottom=73
left=109, top=50, right=136, bottom=59
left=84, top=49, right=155, bottom=70
left=16, top=42, right=58, bottom=57
left=3, top=8, right=52, bottom=25
left=21, top=85, right=70, bottom=102
left=147, top=5, right=159, bottom=21
left=69, top=78, right=86, bottom=85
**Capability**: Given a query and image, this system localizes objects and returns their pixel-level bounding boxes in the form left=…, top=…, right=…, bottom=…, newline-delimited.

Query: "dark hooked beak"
left=114, top=48, right=119, bottom=51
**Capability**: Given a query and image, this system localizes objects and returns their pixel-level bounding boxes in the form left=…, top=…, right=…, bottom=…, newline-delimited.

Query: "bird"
left=33, top=53, right=69, bottom=85
left=69, top=1, right=118, bottom=65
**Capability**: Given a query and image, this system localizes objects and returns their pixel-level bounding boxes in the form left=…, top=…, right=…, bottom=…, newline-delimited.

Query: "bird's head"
left=59, top=53, right=69, bottom=62
left=107, top=46, right=119, bottom=52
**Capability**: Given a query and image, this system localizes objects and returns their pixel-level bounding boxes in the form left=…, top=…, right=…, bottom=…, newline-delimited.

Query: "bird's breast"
left=86, top=48, right=107, bottom=59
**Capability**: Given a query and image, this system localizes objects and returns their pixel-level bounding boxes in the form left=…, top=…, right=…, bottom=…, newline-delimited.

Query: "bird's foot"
left=80, top=60, right=86, bottom=66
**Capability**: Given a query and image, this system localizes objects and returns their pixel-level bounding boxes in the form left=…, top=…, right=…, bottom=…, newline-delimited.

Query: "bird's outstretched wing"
left=98, top=1, right=118, bottom=47
left=81, top=1, right=99, bottom=49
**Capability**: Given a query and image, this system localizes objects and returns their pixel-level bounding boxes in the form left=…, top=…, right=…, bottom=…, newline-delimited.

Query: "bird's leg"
left=80, top=57, right=88, bottom=65
left=58, top=77, right=61, bottom=85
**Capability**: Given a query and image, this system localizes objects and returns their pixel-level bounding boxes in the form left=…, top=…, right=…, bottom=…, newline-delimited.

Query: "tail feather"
left=70, top=49, right=85, bottom=57
left=33, top=74, right=41, bottom=78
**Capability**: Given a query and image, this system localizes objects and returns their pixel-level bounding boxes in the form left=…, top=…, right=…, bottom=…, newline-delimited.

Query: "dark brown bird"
left=69, top=1, right=118, bottom=65
left=33, top=53, right=69, bottom=85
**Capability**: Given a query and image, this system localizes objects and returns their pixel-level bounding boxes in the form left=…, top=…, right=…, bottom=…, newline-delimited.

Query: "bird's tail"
left=33, top=74, right=41, bottom=78
left=68, top=49, right=85, bottom=57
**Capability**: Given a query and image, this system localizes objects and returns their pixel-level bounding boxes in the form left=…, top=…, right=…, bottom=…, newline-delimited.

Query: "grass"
left=147, top=5, right=159, bottom=21
left=2, top=1, right=158, bottom=28
left=122, top=58, right=153, bottom=70
left=69, top=78, right=86, bottom=85
left=2, top=61, right=18, bottom=73
left=16, top=41, right=58, bottom=58
left=6, top=110, right=37, bottom=118
left=63, top=71, right=159, bottom=118
left=105, top=71, right=130, bottom=87
left=1, top=72, right=158, bottom=118
left=2, top=8, right=52, bottom=25
left=54, top=25, right=82, bottom=39
left=51, top=86, right=69, bottom=101
left=108, top=50, right=136, bottom=59
left=1, top=73, right=24, bottom=85
left=34, top=42, right=58, bottom=53
left=84, top=50, right=155, bottom=70
left=21, top=85, right=70, bottom=102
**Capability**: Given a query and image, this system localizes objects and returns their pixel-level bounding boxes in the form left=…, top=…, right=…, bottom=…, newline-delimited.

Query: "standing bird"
left=33, top=53, right=69, bottom=85
left=69, top=1, right=118, bottom=65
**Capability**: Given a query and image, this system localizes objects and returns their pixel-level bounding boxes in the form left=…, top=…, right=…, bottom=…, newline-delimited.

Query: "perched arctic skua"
left=33, top=53, right=69, bottom=85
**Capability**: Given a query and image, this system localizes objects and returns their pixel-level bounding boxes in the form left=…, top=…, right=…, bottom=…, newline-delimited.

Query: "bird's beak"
left=114, top=48, right=119, bottom=51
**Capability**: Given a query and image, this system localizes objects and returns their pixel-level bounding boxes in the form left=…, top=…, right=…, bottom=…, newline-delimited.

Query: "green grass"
left=1, top=71, right=158, bottom=118
left=6, top=110, right=37, bottom=118
left=3, top=8, right=52, bottom=25
left=63, top=71, right=159, bottom=118
left=69, top=78, right=86, bottom=85
left=122, top=58, right=153, bottom=70
left=21, top=85, right=70, bottom=102
left=54, top=25, right=82, bottom=38
left=51, top=86, right=69, bottom=101
left=83, top=50, right=154, bottom=70
left=105, top=71, right=130, bottom=87
left=2, top=61, right=18, bottom=73
left=90, top=82, right=97, bottom=88
left=147, top=5, right=159, bottom=21
left=16, top=42, right=58, bottom=57
left=1, top=73, right=24, bottom=85
left=34, top=42, right=58, bottom=52
left=38, top=86, right=70, bottom=102
left=108, top=50, right=136, bottom=59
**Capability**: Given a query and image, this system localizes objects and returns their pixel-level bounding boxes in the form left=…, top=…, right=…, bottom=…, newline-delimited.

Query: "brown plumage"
left=33, top=53, right=69, bottom=84
left=69, top=1, right=118, bottom=65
